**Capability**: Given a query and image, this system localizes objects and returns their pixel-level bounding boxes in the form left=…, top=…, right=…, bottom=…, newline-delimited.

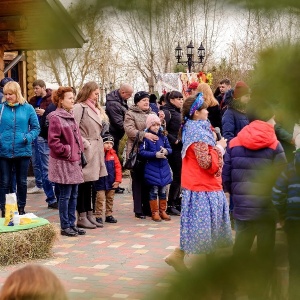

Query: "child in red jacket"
left=93, top=135, right=122, bottom=225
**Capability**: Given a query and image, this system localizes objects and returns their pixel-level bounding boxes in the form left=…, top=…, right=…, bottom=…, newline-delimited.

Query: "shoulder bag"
left=124, top=132, right=141, bottom=170
left=69, top=117, right=87, bottom=168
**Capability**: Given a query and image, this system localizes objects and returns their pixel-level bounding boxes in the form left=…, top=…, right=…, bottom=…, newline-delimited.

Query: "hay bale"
left=0, top=223, right=58, bottom=266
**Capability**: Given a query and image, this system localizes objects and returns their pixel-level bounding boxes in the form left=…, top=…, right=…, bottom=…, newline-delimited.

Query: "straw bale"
left=0, top=223, right=58, bottom=266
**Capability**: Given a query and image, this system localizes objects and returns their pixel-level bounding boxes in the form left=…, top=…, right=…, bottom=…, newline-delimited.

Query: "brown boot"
left=165, top=247, right=188, bottom=273
left=149, top=200, right=161, bottom=222
left=77, top=212, right=96, bottom=229
left=159, top=200, right=171, bottom=221
left=87, top=211, right=103, bottom=228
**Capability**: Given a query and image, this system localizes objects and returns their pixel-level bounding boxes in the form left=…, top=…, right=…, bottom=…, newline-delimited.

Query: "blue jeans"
left=10, top=165, right=16, bottom=193
left=0, top=157, right=30, bottom=209
left=32, top=137, right=56, bottom=204
left=57, top=183, right=78, bottom=230
left=31, top=139, right=43, bottom=188
left=149, top=185, right=167, bottom=200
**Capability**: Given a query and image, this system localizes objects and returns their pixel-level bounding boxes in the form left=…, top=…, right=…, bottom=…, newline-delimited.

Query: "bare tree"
left=37, top=1, right=120, bottom=93
left=112, top=0, right=226, bottom=91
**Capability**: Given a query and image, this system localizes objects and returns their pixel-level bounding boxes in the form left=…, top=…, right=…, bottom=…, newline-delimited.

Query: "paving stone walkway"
left=0, top=177, right=181, bottom=300
left=0, top=176, right=289, bottom=299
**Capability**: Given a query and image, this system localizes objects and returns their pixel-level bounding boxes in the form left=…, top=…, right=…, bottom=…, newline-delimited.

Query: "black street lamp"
left=175, top=41, right=205, bottom=73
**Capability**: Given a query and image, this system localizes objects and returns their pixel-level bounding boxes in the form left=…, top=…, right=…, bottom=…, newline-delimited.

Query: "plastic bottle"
left=13, top=211, right=20, bottom=226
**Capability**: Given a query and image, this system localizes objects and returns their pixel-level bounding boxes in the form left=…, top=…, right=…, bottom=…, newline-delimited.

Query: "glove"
left=156, top=151, right=166, bottom=159
left=293, top=123, right=300, bottom=150
left=160, top=147, right=168, bottom=155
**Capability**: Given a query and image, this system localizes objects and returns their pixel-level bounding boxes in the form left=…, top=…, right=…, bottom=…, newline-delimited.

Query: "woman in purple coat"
left=47, top=87, right=85, bottom=237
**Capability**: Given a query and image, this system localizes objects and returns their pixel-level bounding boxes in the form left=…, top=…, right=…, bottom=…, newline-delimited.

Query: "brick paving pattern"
left=0, top=177, right=181, bottom=299
left=0, top=176, right=289, bottom=299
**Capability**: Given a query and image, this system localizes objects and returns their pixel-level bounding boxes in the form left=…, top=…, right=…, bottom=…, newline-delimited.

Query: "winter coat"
left=47, top=108, right=84, bottom=184
left=207, top=105, right=222, bottom=130
left=73, top=102, right=107, bottom=182
left=222, top=120, right=287, bottom=221
left=93, top=148, right=122, bottom=191
left=124, top=105, right=155, bottom=158
left=149, top=103, right=159, bottom=115
left=272, top=150, right=300, bottom=221
left=40, top=103, right=57, bottom=140
left=0, top=88, right=4, bottom=102
left=0, top=102, right=40, bottom=158
left=160, top=102, right=182, bottom=147
left=29, top=89, right=52, bottom=135
left=105, top=90, right=128, bottom=141
left=274, top=123, right=295, bottom=162
left=139, top=130, right=172, bottom=187
left=222, top=106, right=249, bottom=143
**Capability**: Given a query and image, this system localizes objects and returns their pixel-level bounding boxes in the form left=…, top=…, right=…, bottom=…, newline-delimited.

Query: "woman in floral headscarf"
left=165, top=93, right=232, bottom=272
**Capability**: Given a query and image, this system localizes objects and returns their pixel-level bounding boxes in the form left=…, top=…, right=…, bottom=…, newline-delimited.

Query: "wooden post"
left=0, top=46, right=4, bottom=80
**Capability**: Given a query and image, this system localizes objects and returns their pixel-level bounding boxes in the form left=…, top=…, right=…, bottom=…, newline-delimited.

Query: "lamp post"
left=175, top=41, right=205, bottom=73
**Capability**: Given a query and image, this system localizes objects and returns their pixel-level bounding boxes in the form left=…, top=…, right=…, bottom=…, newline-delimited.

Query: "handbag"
left=71, top=118, right=87, bottom=169
left=124, top=133, right=141, bottom=170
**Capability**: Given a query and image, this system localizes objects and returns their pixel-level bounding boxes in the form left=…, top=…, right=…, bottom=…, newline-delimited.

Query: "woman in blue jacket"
left=139, top=114, right=172, bottom=222
left=0, top=81, right=40, bottom=216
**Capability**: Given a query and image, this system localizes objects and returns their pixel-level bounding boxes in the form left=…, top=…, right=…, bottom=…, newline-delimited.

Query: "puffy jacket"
left=0, top=102, right=40, bottom=158
left=124, top=105, right=155, bottom=158
left=272, top=150, right=300, bottom=221
left=222, top=120, right=287, bottom=221
left=222, top=107, right=249, bottom=143
left=94, top=148, right=122, bottom=191
left=139, top=130, right=172, bottom=187
left=105, top=90, right=128, bottom=140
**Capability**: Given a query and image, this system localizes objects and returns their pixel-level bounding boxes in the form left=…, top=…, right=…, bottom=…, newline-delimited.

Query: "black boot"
left=167, top=206, right=180, bottom=216
left=1, top=209, right=4, bottom=218
left=18, top=206, right=26, bottom=215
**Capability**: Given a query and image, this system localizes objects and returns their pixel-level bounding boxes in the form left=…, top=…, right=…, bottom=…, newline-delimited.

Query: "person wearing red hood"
left=222, top=100, right=287, bottom=299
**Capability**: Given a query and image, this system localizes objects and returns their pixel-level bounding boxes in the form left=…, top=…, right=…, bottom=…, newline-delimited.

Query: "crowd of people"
left=0, top=76, right=299, bottom=299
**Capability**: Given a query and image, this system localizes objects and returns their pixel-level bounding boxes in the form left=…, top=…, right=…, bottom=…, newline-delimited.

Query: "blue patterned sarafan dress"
left=180, top=119, right=232, bottom=254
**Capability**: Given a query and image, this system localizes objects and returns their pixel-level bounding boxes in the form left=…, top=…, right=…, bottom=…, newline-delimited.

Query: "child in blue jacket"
left=93, top=135, right=122, bottom=225
left=139, top=114, right=172, bottom=222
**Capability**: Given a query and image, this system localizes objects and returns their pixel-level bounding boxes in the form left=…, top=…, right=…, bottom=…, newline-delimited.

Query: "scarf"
left=85, top=99, right=99, bottom=115
left=181, top=119, right=216, bottom=158
left=7, top=102, right=20, bottom=107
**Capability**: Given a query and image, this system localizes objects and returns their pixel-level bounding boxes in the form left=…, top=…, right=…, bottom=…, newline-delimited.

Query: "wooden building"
left=0, top=0, right=87, bottom=97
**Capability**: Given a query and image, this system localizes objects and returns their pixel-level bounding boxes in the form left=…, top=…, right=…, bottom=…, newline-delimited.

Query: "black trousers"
left=76, top=181, right=96, bottom=213
left=131, top=164, right=150, bottom=215
left=285, top=220, right=300, bottom=300
left=167, top=145, right=182, bottom=206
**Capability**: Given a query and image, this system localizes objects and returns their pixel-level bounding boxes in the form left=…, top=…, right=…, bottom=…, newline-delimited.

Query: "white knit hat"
left=146, top=114, right=161, bottom=129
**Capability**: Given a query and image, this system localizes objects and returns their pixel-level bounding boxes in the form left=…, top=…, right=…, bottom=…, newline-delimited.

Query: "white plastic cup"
left=13, top=211, right=20, bottom=226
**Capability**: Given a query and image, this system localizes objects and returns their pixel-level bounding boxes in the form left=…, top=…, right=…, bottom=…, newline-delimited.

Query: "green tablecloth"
left=0, top=218, right=50, bottom=233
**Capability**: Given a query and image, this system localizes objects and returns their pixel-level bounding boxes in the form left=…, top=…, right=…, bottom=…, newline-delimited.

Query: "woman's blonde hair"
left=76, top=81, right=109, bottom=122
left=76, top=81, right=99, bottom=106
left=0, top=264, right=68, bottom=300
left=196, top=83, right=218, bottom=107
left=3, top=81, right=26, bottom=104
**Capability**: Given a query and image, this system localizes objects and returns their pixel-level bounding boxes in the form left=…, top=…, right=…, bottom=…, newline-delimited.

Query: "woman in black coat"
left=160, top=91, right=183, bottom=215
